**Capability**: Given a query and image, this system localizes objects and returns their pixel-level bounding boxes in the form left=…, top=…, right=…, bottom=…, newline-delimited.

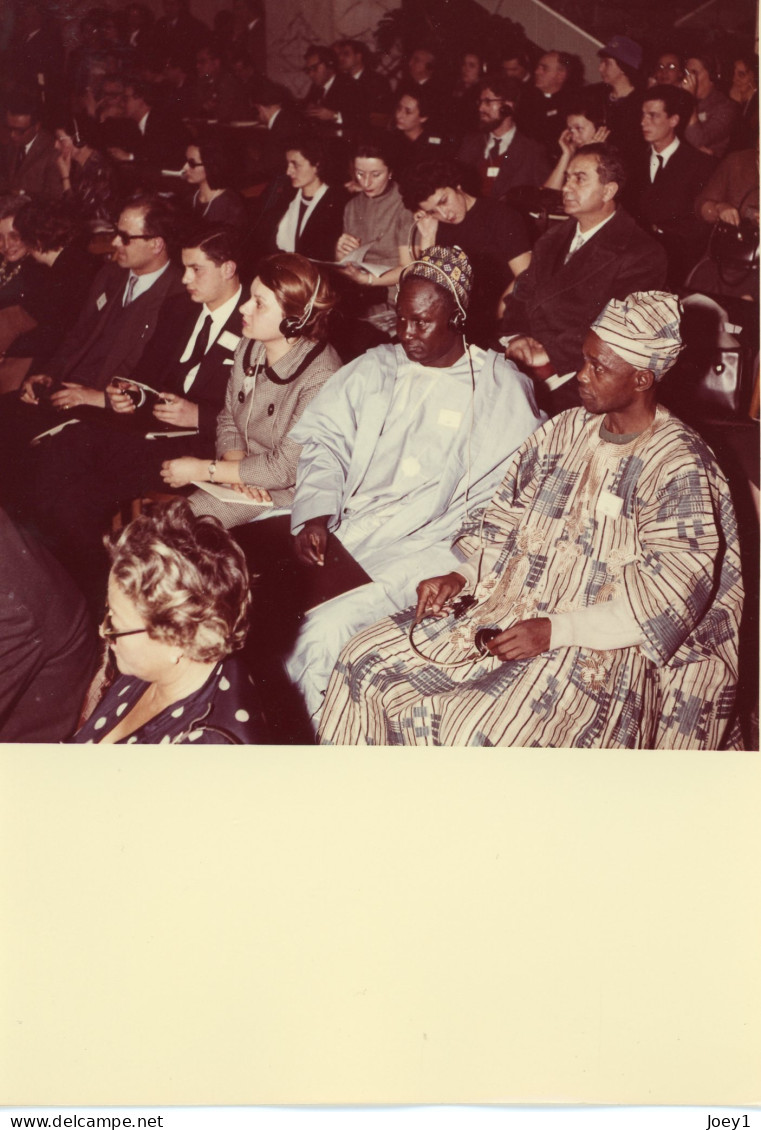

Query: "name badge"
left=547, top=109, right=558, bottom=117
left=596, top=490, right=623, bottom=519
left=96, top=292, right=108, bottom=311
left=438, top=408, right=462, bottom=429
left=698, top=111, right=707, bottom=121
left=429, top=136, right=441, bottom=145
left=487, top=166, right=500, bottom=177
left=219, top=330, right=242, bottom=352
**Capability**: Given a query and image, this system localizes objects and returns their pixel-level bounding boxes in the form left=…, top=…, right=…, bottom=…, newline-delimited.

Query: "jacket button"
left=238, top=390, right=245, bottom=403
left=267, top=403, right=274, bottom=416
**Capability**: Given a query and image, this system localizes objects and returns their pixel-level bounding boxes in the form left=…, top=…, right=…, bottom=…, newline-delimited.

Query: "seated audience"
left=335, top=38, right=392, bottom=122
left=543, top=91, right=610, bottom=190
left=648, top=49, right=685, bottom=88
left=388, top=88, right=447, bottom=174
left=108, top=76, right=189, bottom=173
left=182, top=138, right=247, bottom=234
left=690, top=147, right=760, bottom=299
left=249, top=79, right=304, bottom=182
left=151, top=0, right=209, bottom=74
left=228, top=0, right=265, bottom=75
left=320, top=292, right=743, bottom=751
left=591, top=35, right=645, bottom=167
left=0, top=506, right=96, bottom=743
left=727, top=53, right=758, bottom=151
left=52, top=116, right=119, bottom=228
left=398, top=46, right=451, bottom=135
left=0, top=194, right=183, bottom=513
left=501, top=143, right=666, bottom=414
left=516, top=50, right=580, bottom=159
left=190, top=40, right=249, bottom=121
left=450, top=51, right=486, bottom=138
left=683, top=52, right=737, bottom=160
left=161, top=252, right=341, bottom=527
left=73, top=499, right=265, bottom=744
left=457, top=73, right=551, bottom=198
left=270, top=136, right=345, bottom=261
left=624, top=84, right=714, bottom=287
left=161, top=53, right=197, bottom=119
left=27, top=224, right=243, bottom=607
left=0, top=96, right=63, bottom=199
left=2, top=198, right=101, bottom=383
left=333, top=135, right=415, bottom=321
left=403, top=158, right=532, bottom=346
left=500, top=48, right=533, bottom=85
left=284, top=246, right=545, bottom=726
left=301, top=44, right=358, bottom=135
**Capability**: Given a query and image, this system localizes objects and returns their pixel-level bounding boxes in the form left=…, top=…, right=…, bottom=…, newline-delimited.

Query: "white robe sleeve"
left=548, top=599, right=644, bottom=650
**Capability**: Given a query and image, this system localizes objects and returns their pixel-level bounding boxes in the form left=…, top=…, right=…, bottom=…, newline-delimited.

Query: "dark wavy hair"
left=13, top=197, right=82, bottom=252
left=107, top=498, right=250, bottom=663
left=574, top=142, right=627, bottom=195
left=400, top=158, right=466, bottom=211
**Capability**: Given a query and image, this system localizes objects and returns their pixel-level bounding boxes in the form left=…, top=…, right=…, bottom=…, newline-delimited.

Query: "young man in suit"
left=624, top=84, right=714, bottom=287
left=457, top=74, right=550, bottom=198
left=27, top=224, right=244, bottom=608
left=0, top=96, right=62, bottom=198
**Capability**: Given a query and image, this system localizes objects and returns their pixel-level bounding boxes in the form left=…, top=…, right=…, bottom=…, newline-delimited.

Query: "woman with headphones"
left=161, top=252, right=342, bottom=530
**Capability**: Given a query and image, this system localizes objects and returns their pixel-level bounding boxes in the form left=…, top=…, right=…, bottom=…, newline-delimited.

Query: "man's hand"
left=50, top=382, right=104, bottom=410
left=307, top=106, right=336, bottom=122
left=19, top=373, right=52, bottom=405
left=414, top=572, right=466, bottom=624
left=108, top=147, right=133, bottom=161
left=152, top=394, right=199, bottom=430
left=717, top=204, right=741, bottom=226
left=486, top=617, right=552, bottom=660
left=160, top=456, right=206, bottom=488
left=506, top=335, right=550, bottom=370
left=107, top=379, right=138, bottom=413
left=294, top=516, right=330, bottom=566
left=336, top=232, right=360, bottom=259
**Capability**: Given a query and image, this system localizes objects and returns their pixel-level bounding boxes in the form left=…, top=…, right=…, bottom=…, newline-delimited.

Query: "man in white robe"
left=285, top=246, right=546, bottom=724
left=319, top=291, right=744, bottom=749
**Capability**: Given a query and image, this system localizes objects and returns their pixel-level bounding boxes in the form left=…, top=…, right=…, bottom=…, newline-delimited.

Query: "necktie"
left=14, top=145, right=26, bottom=174
left=653, top=153, right=664, bottom=183
left=487, top=135, right=501, bottom=164
left=181, top=314, right=213, bottom=377
left=564, top=228, right=584, bottom=264
left=122, top=275, right=137, bottom=306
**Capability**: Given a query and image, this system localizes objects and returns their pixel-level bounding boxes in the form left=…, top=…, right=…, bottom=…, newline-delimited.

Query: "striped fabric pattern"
left=319, top=407, right=743, bottom=749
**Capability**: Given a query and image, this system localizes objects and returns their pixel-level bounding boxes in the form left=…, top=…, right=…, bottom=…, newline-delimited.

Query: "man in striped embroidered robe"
left=319, top=292, right=744, bottom=749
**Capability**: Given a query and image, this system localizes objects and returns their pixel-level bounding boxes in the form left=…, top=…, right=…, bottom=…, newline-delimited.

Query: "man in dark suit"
left=457, top=73, right=550, bottom=199
left=501, top=142, right=667, bottom=414
left=107, top=77, right=189, bottom=173
left=623, top=84, right=714, bottom=287
left=250, top=80, right=304, bottom=181
left=0, top=194, right=184, bottom=514
left=28, top=224, right=244, bottom=607
left=150, top=0, right=209, bottom=73
left=516, top=50, right=579, bottom=159
left=335, top=39, right=392, bottom=123
left=301, top=45, right=359, bottom=135
left=0, top=96, right=62, bottom=198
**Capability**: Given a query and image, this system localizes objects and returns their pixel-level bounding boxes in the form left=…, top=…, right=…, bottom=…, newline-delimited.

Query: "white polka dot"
left=235, top=709, right=249, bottom=722
left=116, top=702, right=128, bottom=716
left=160, top=734, right=171, bottom=744
left=127, top=736, right=138, bottom=744
left=171, top=706, right=184, bottom=718
left=94, top=717, right=107, bottom=730
left=118, top=684, right=131, bottom=696
left=219, top=676, right=231, bottom=691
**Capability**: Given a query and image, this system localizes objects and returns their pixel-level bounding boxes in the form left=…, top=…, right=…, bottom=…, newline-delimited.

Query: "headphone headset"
left=279, top=271, right=321, bottom=338
left=72, top=117, right=83, bottom=147
left=397, top=256, right=468, bottom=332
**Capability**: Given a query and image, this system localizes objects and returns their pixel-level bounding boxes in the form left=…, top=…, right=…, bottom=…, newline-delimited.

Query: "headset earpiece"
left=279, top=272, right=322, bottom=339
left=448, top=309, right=466, bottom=332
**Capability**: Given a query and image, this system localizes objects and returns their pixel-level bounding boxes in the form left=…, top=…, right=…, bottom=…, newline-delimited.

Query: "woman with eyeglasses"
left=73, top=498, right=266, bottom=744
left=334, top=135, right=415, bottom=323
left=181, top=138, right=247, bottom=235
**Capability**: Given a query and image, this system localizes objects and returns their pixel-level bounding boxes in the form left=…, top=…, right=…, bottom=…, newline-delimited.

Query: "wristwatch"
left=208, top=460, right=217, bottom=482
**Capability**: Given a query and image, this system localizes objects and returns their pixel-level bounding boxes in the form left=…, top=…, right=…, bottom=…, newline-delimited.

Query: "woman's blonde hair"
left=107, top=499, right=250, bottom=663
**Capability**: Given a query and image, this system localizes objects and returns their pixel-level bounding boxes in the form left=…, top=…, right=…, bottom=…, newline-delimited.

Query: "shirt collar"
left=651, top=136, right=680, bottom=166
left=200, top=286, right=242, bottom=337
left=138, top=111, right=149, bottom=134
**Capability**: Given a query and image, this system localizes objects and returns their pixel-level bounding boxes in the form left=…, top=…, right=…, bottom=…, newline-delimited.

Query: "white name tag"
left=438, top=408, right=462, bottom=429
left=429, top=136, right=441, bottom=145
left=597, top=490, right=623, bottom=518
left=698, top=111, right=707, bottom=121
left=223, top=358, right=235, bottom=365
left=219, top=330, right=242, bottom=351
left=96, top=292, right=108, bottom=311
left=547, top=109, right=558, bottom=117
left=487, top=166, right=500, bottom=177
